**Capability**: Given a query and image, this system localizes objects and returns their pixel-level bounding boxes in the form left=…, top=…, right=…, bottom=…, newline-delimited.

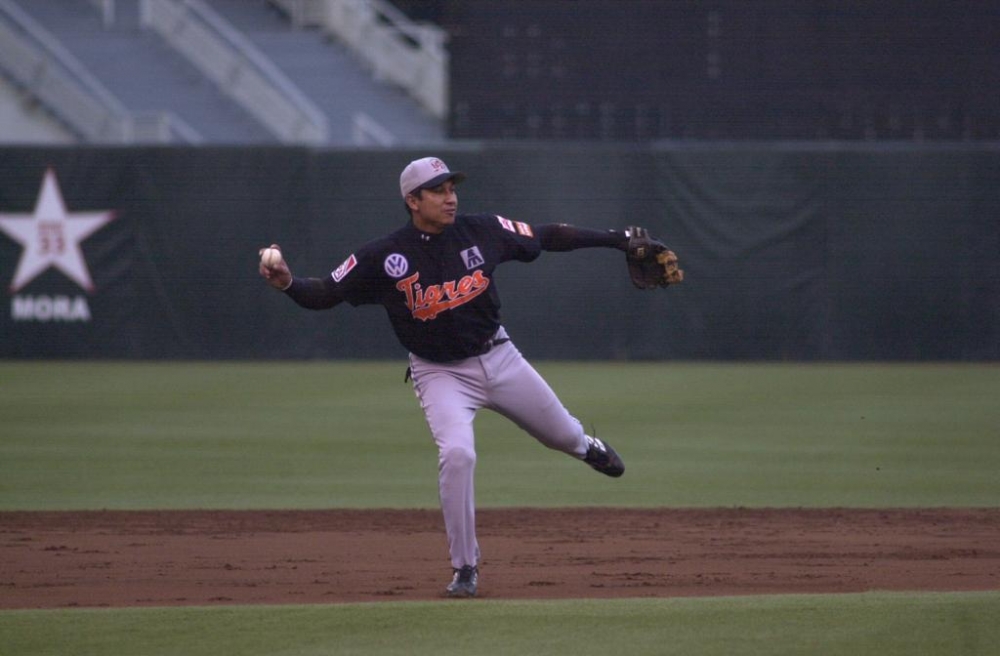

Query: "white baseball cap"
left=399, top=157, right=466, bottom=199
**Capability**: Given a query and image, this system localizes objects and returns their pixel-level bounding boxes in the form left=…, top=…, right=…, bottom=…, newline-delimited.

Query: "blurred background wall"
left=442, top=0, right=999, bottom=142
left=1, top=0, right=997, bottom=360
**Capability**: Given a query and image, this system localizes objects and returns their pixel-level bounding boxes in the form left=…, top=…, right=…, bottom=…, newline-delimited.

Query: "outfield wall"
left=1, top=144, right=997, bottom=360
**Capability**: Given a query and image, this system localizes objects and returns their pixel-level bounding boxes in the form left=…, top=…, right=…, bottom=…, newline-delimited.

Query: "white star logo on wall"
left=0, top=169, right=116, bottom=293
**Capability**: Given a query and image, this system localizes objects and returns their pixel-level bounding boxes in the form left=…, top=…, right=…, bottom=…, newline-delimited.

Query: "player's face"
left=408, top=180, right=458, bottom=234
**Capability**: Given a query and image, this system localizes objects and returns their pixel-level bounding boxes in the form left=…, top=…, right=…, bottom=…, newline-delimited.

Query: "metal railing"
left=0, top=0, right=199, bottom=144
left=270, top=0, right=448, bottom=119
left=140, top=0, right=328, bottom=145
left=86, top=0, right=115, bottom=28
left=352, top=111, right=395, bottom=147
left=128, top=111, right=203, bottom=143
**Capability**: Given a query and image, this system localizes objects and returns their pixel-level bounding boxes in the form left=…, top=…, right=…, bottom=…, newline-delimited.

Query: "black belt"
left=403, top=337, right=511, bottom=383
left=474, top=336, right=510, bottom=356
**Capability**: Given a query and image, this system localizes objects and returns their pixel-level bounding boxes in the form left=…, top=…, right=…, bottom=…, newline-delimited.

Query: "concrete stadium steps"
left=203, top=0, right=444, bottom=145
left=13, top=0, right=273, bottom=143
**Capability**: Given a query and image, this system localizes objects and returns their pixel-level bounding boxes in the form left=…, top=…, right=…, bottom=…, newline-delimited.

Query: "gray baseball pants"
left=408, top=327, right=589, bottom=569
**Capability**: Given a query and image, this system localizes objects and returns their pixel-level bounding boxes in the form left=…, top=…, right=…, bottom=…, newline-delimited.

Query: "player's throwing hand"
left=258, top=243, right=292, bottom=290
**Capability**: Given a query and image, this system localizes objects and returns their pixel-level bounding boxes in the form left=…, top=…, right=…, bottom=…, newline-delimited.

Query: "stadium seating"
left=0, top=0, right=445, bottom=145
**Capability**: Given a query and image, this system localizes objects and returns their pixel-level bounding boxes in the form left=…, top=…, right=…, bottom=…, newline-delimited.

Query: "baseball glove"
left=625, top=226, right=684, bottom=290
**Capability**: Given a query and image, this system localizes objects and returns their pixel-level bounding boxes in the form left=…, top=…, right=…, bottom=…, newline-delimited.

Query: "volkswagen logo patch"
left=384, top=253, right=409, bottom=278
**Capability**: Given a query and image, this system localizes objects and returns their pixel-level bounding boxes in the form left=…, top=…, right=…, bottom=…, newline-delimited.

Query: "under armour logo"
left=460, top=246, right=484, bottom=270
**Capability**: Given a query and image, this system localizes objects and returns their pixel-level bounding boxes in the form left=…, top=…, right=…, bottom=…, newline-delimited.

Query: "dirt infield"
left=2, top=508, right=999, bottom=609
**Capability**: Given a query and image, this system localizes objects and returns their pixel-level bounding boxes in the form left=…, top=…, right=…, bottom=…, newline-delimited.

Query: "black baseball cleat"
left=583, top=436, right=625, bottom=477
left=445, top=565, right=479, bottom=598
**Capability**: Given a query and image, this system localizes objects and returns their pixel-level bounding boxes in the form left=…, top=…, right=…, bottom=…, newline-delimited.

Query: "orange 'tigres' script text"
left=396, top=270, right=490, bottom=321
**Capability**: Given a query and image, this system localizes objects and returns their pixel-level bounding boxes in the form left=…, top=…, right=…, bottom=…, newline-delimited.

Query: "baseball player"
left=259, top=157, right=683, bottom=598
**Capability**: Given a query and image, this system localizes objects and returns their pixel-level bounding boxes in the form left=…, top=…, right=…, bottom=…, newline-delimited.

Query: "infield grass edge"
left=2, top=590, right=998, bottom=656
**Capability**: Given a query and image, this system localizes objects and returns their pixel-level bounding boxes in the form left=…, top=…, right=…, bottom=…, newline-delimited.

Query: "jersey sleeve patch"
left=497, top=215, right=534, bottom=237
left=331, top=254, right=358, bottom=282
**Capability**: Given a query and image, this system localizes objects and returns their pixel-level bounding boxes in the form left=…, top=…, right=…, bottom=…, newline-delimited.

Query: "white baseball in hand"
left=260, top=247, right=282, bottom=268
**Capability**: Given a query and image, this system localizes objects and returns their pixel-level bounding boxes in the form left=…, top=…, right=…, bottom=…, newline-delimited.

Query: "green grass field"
left=4, top=592, right=998, bottom=656
left=1, top=361, right=998, bottom=655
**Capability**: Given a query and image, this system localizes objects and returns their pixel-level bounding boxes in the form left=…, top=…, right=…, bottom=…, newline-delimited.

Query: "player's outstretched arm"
left=535, top=224, right=684, bottom=289
left=536, top=223, right=629, bottom=252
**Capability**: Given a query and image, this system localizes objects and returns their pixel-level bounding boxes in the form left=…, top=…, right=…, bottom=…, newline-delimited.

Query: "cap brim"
left=411, top=171, right=466, bottom=195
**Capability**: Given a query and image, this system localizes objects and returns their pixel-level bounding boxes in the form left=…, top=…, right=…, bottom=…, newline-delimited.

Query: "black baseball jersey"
left=290, top=213, right=542, bottom=362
